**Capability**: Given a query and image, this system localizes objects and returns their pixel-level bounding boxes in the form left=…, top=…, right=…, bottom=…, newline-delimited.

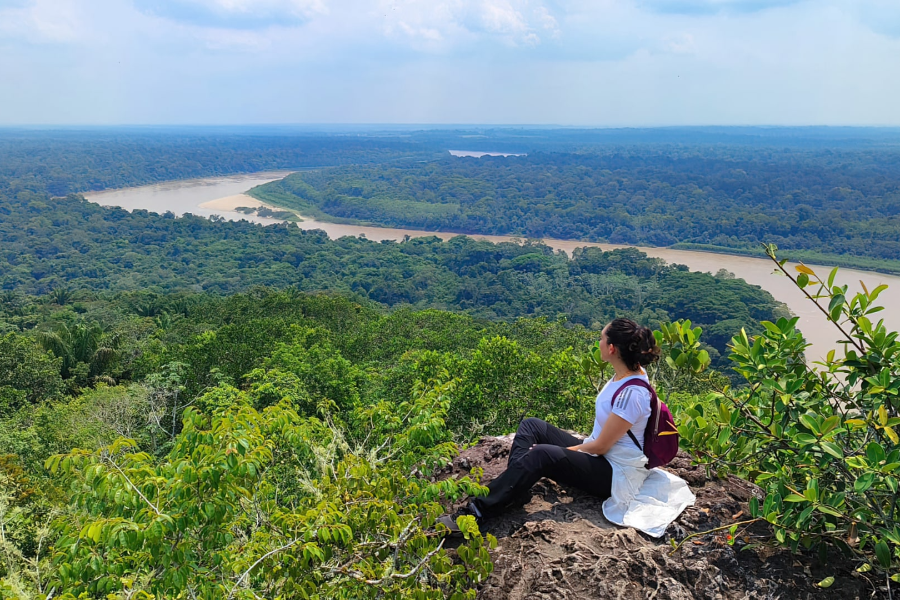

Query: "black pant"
left=471, top=417, right=613, bottom=516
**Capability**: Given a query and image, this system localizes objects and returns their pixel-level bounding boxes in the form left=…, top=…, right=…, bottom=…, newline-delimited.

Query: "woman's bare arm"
left=567, top=413, right=633, bottom=455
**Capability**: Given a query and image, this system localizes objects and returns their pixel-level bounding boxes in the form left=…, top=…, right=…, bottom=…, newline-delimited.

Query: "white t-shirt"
left=584, top=374, right=652, bottom=453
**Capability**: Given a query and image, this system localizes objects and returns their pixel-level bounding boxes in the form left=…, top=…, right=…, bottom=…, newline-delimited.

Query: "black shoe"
left=436, top=502, right=483, bottom=536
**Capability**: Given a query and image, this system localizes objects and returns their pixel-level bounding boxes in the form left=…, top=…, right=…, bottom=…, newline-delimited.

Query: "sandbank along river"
left=84, top=172, right=900, bottom=363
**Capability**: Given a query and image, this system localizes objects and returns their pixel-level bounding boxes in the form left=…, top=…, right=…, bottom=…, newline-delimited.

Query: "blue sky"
left=1, top=0, right=898, bottom=125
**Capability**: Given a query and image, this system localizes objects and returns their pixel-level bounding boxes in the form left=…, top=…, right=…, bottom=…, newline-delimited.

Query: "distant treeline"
left=0, top=130, right=438, bottom=197
left=253, top=149, right=900, bottom=267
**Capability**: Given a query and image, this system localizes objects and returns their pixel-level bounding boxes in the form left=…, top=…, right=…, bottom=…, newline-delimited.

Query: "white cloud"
left=534, top=5, right=560, bottom=38
left=663, top=32, right=695, bottom=53
left=477, top=1, right=530, bottom=35
left=2, top=0, right=900, bottom=124
left=133, top=0, right=328, bottom=28
left=639, top=0, right=801, bottom=15
left=379, top=0, right=554, bottom=49
left=198, top=0, right=327, bottom=14
left=855, top=0, right=900, bottom=38
left=0, top=0, right=87, bottom=43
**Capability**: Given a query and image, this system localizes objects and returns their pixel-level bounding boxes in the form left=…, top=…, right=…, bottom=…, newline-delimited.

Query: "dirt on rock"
left=436, top=435, right=884, bottom=600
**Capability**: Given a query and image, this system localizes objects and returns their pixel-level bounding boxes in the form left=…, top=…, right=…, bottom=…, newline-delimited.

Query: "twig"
left=669, top=519, right=761, bottom=555
left=228, top=537, right=302, bottom=600
left=764, top=245, right=865, bottom=355
left=392, top=518, right=419, bottom=574
left=102, top=452, right=162, bottom=516
left=346, top=539, right=445, bottom=585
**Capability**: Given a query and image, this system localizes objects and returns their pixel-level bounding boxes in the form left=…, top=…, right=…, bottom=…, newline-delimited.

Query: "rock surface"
left=437, top=435, right=882, bottom=600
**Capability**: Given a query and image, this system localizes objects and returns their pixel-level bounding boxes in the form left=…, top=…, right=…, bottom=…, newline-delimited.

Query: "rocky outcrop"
left=438, top=435, right=880, bottom=600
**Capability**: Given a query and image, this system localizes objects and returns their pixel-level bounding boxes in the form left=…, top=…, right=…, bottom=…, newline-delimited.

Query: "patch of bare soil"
left=436, top=435, right=884, bottom=600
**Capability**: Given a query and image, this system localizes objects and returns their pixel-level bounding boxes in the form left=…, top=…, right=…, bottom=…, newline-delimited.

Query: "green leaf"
left=820, top=441, right=844, bottom=459
left=799, top=413, right=820, bottom=434
left=793, top=433, right=818, bottom=445
left=846, top=456, right=868, bottom=469
left=697, top=349, right=710, bottom=367
left=867, top=442, right=886, bottom=464
left=820, top=415, right=841, bottom=435
left=798, top=505, right=815, bottom=524
left=762, top=321, right=782, bottom=334
left=816, top=505, right=843, bottom=517
left=817, top=577, right=835, bottom=589
left=828, top=293, right=845, bottom=314
left=870, top=284, right=889, bottom=303
left=854, top=473, right=876, bottom=493
left=876, top=539, right=892, bottom=568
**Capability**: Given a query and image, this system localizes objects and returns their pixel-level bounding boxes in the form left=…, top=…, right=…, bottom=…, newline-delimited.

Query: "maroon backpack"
left=610, top=379, right=679, bottom=469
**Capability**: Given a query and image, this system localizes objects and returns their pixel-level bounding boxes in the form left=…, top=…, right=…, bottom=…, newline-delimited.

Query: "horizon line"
left=3, top=123, right=900, bottom=131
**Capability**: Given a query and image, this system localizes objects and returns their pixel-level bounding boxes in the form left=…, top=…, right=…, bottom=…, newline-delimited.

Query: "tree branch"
left=228, top=537, right=302, bottom=600
left=102, top=452, right=162, bottom=517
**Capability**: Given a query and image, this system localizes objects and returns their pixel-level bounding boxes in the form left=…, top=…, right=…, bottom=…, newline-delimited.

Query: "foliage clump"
left=678, top=246, right=900, bottom=585
left=41, top=379, right=493, bottom=599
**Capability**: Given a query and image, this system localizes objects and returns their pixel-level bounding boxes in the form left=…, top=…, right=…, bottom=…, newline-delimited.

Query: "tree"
left=44, top=380, right=494, bottom=600
left=37, top=322, right=118, bottom=386
left=0, top=333, right=65, bottom=415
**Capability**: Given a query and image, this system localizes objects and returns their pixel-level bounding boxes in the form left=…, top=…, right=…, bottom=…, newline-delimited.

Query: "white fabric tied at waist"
left=600, top=443, right=696, bottom=538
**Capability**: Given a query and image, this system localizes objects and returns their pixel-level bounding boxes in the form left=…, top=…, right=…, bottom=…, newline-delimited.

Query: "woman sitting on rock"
left=438, top=317, right=694, bottom=537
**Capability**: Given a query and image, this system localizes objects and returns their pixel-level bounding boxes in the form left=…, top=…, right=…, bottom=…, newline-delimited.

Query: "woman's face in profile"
left=599, top=324, right=614, bottom=363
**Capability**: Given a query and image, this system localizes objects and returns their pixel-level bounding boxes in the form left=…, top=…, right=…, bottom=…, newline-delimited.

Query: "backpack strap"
left=626, top=430, right=642, bottom=451
left=611, top=378, right=655, bottom=452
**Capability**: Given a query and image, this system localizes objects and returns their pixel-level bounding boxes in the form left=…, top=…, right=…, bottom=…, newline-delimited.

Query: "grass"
left=246, top=186, right=369, bottom=226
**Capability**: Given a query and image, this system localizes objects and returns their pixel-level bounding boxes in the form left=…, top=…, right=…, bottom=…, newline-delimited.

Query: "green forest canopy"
left=0, top=191, right=784, bottom=367
left=4, top=128, right=900, bottom=597
left=252, top=149, right=900, bottom=269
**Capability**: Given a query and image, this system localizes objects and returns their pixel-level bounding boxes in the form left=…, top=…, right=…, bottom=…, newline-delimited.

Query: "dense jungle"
left=2, top=129, right=900, bottom=598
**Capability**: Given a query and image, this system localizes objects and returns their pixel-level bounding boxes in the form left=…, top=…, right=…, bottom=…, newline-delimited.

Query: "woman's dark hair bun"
left=605, top=318, right=661, bottom=371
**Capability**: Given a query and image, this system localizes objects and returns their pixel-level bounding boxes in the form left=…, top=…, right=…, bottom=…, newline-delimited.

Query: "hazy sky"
left=1, top=0, right=899, bottom=125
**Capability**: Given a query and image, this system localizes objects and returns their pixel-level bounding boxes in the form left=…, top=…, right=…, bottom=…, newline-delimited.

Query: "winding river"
left=84, top=172, right=900, bottom=363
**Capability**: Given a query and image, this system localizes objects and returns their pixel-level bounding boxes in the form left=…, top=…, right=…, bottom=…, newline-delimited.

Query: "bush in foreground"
left=679, top=245, right=900, bottom=590
left=36, top=379, right=493, bottom=599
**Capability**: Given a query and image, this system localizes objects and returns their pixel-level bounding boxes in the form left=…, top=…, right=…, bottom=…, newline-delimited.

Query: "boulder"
left=437, top=435, right=880, bottom=600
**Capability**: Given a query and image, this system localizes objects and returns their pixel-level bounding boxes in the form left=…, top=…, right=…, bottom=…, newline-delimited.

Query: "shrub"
left=679, top=245, right=900, bottom=584
left=42, top=378, right=494, bottom=599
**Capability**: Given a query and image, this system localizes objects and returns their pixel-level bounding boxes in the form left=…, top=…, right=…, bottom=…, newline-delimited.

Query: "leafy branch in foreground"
left=42, top=377, right=494, bottom=599
left=678, top=243, right=900, bottom=586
